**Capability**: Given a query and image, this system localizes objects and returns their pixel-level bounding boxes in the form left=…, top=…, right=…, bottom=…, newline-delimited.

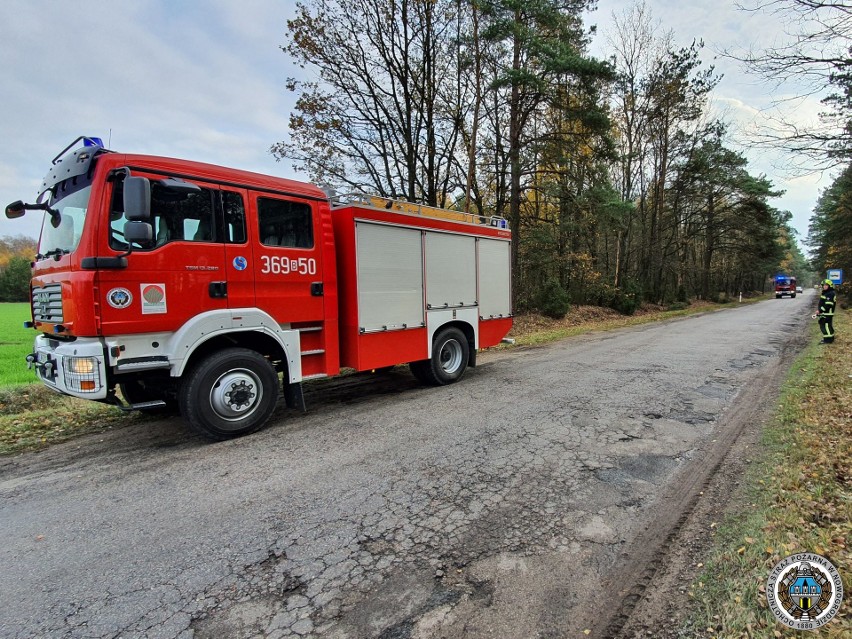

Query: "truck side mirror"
left=124, top=220, right=153, bottom=246
left=5, top=201, right=25, bottom=219
left=124, top=177, right=151, bottom=221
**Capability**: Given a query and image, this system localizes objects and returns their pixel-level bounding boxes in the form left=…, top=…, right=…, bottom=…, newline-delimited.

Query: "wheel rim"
left=439, top=338, right=464, bottom=374
left=209, top=368, right=264, bottom=422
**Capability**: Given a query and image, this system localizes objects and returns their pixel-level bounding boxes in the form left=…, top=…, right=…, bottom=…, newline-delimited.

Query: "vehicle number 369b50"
left=260, top=255, right=317, bottom=275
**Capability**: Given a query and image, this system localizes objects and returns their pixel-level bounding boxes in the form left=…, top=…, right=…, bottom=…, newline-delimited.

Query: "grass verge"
left=0, top=385, right=145, bottom=455
left=686, top=308, right=850, bottom=637
left=0, top=302, right=38, bottom=386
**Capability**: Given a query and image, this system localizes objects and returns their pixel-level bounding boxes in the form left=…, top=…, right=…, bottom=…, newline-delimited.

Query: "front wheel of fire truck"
left=179, top=348, right=279, bottom=441
left=409, top=327, right=470, bottom=386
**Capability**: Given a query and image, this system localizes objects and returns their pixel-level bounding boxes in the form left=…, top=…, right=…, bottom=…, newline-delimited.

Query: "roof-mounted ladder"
left=330, top=193, right=509, bottom=230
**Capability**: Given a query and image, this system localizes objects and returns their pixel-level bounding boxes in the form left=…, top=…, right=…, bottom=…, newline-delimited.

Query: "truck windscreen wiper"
left=41, top=248, right=70, bottom=260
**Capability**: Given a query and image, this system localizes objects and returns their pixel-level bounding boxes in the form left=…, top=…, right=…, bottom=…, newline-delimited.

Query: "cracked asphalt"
left=0, top=294, right=813, bottom=638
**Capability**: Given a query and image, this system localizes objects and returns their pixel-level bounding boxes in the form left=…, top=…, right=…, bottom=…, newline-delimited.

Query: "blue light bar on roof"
left=83, top=137, right=104, bottom=147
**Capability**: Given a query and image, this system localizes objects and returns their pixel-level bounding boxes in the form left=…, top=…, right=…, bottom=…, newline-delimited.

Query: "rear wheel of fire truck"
left=179, top=348, right=278, bottom=441
left=409, top=327, right=469, bottom=386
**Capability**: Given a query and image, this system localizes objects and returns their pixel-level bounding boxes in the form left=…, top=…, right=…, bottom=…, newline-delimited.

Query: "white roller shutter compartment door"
left=477, top=239, right=511, bottom=318
left=425, top=232, right=476, bottom=308
left=356, top=223, right=424, bottom=331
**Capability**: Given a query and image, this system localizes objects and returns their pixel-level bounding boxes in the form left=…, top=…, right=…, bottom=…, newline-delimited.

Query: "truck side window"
left=223, top=191, right=247, bottom=244
left=151, top=183, right=215, bottom=245
left=258, top=197, right=313, bottom=249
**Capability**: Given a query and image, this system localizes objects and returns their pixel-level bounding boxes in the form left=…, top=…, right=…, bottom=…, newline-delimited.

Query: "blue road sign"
left=827, top=269, right=843, bottom=285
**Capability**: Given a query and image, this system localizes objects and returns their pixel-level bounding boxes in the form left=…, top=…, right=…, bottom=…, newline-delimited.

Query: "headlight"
left=63, top=356, right=101, bottom=392
left=67, top=357, right=96, bottom=375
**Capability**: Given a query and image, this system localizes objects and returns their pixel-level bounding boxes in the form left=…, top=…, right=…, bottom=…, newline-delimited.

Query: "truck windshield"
left=37, top=185, right=92, bottom=258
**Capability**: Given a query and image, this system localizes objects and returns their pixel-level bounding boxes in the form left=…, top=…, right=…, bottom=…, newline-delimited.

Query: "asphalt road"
left=0, top=293, right=815, bottom=639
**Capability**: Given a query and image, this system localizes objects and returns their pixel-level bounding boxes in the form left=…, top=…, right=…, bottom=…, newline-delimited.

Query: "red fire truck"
left=774, top=274, right=797, bottom=299
left=5, top=137, right=513, bottom=440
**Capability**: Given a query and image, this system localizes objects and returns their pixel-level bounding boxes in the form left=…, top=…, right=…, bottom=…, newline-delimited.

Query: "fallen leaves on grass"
left=508, top=306, right=623, bottom=338
left=687, top=308, right=851, bottom=637
left=0, top=384, right=141, bottom=455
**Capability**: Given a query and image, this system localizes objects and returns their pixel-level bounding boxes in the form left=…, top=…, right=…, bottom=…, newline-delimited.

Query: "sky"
left=0, top=0, right=832, bottom=246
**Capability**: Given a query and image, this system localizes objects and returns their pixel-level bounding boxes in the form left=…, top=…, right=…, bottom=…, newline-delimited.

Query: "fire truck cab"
left=6, top=138, right=513, bottom=440
left=774, top=275, right=797, bottom=299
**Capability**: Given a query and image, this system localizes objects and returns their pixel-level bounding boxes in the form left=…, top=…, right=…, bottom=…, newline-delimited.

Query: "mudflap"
left=284, top=381, right=307, bottom=413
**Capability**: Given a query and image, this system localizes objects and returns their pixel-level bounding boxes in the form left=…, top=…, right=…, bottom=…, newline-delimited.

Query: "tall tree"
left=276, top=0, right=466, bottom=205
left=0, top=236, right=35, bottom=303
left=528, top=77, right=617, bottom=305
left=641, top=40, right=720, bottom=300
left=607, top=0, right=662, bottom=287
left=808, top=162, right=852, bottom=276
left=0, top=235, right=37, bottom=268
left=275, top=0, right=800, bottom=313
left=461, top=1, right=485, bottom=215
left=479, top=0, right=612, bottom=287
left=0, top=256, right=32, bottom=302
left=735, top=1, right=852, bottom=165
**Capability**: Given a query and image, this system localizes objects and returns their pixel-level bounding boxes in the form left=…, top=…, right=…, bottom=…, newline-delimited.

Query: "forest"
left=274, top=0, right=848, bottom=315
left=0, top=236, right=34, bottom=303
left=0, top=1, right=848, bottom=311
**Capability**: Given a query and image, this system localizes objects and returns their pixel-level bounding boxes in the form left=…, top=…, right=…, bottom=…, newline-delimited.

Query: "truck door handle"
left=209, top=282, right=228, bottom=298
left=311, top=282, right=324, bottom=296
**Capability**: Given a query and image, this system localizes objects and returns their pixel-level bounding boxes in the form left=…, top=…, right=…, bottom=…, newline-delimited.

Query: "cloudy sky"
left=0, top=0, right=829, bottom=244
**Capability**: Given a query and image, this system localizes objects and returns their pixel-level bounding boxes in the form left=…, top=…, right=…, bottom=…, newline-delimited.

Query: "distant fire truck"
left=6, top=137, right=513, bottom=439
left=774, top=274, right=797, bottom=299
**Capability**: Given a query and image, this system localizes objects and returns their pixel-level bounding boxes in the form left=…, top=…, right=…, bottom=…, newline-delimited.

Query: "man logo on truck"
left=36, top=291, right=51, bottom=316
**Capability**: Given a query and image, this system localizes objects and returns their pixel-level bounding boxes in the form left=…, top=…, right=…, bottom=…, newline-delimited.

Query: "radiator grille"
left=32, top=284, right=64, bottom=323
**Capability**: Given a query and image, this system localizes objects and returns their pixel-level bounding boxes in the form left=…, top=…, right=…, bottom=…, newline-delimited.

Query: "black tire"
left=119, top=379, right=178, bottom=415
left=408, top=359, right=433, bottom=384
left=178, top=348, right=278, bottom=441
left=409, top=327, right=469, bottom=386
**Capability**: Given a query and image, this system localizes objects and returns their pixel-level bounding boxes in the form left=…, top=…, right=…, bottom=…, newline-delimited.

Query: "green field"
left=0, top=303, right=37, bottom=387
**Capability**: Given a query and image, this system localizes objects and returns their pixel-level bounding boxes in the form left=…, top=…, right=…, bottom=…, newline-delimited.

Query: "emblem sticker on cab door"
left=106, top=287, right=133, bottom=310
left=140, top=283, right=167, bottom=314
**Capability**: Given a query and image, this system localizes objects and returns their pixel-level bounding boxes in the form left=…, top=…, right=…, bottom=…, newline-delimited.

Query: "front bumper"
left=30, top=335, right=109, bottom=400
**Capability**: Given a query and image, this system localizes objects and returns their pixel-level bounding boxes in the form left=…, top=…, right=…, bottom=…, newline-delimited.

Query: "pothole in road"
left=596, top=453, right=678, bottom=485
left=695, top=382, right=733, bottom=400
left=668, top=410, right=716, bottom=425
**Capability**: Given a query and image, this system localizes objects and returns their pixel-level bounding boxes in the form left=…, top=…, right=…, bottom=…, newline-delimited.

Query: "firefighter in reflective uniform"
left=816, top=279, right=836, bottom=344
